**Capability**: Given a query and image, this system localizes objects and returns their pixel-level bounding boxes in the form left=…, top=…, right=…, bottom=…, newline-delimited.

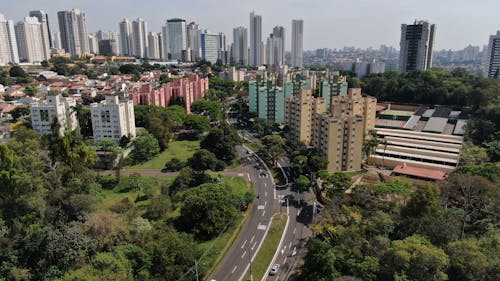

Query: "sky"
left=1, top=0, right=499, bottom=51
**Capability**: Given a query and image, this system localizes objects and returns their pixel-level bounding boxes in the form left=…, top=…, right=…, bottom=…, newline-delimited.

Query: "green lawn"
left=244, top=215, right=288, bottom=281
left=127, top=140, right=200, bottom=169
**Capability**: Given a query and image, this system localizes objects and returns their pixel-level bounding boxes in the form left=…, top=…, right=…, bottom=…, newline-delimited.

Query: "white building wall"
left=30, top=95, right=78, bottom=136
left=90, top=95, right=136, bottom=143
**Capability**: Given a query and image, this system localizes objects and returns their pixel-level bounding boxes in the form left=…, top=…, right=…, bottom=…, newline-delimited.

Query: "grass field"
left=243, top=214, right=288, bottom=281
left=127, top=140, right=200, bottom=170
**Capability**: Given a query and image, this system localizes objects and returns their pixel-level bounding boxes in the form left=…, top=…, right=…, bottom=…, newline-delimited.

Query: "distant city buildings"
left=30, top=95, right=78, bottom=136
left=200, top=31, right=219, bottom=64
left=57, top=9, right=90, bottom=56
left=165, top=18, right=187, bottom=61
left=399, top=20, right=436, bottom=72
left=232, top=26, right=248, bottom=65
left=15, top=16, right=46, bottom=63
left=291, top=19, right=304, bottom=68
left=90, top=95, right=136, bottom=143
left=29, top=10, right=51, bottom=58
left=485, top=31, right=500, bottom=79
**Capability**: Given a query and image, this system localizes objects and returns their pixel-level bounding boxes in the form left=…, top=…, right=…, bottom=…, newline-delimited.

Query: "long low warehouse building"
left=370, top=128, right=464, bottom=174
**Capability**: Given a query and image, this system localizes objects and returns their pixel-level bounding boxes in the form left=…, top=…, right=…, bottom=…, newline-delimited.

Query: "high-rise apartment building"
left=30, top=95, right=79, bottom=136
left=165, top=18, right=187, bottom=61
left=291, top=19, right=304, bottom=68
left=15, top=17, right=46, bottom=63
left=148, top=32, right=160, bottom=59
left=232, top=26, right=248, bottom=65
left=90, top=95, right=136, bottom=143
left=485, top=31, right=500, bottom=79
left=119, top=18, right=133, bottom=55
left=399, top=20, right=436, bottom=72
left=29, top=10, right=51, bottom=59
left=249, top=12, right=262, bottom=66
left=270, top=26, right=285, bottom=66
left=98, top=39, right=118, bottom=56
left=285, top=88, right=376, bottom=172
left=88, top=33, right=99, bottom=54
left=187, top=22, right=202, bottom=61
left=57, top=9, right=90, bottom=56
left=0, top=13, right=19, bottom=65
left=318, top=74, right=348, bottom=109
left=52, top=31, right=62, bottom=50
left=132, top=18, right=148, bottom=58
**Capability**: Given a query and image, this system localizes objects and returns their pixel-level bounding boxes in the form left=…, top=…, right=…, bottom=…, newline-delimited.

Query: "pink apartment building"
left=129, top=75, right=208, bottom=113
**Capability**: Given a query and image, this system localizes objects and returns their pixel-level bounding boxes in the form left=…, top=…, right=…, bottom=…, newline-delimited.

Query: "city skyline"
left=1, top=0, right=499, bottom=51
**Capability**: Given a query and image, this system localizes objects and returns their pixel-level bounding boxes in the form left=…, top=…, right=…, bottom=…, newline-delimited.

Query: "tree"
left=291, top=154, right=308, bottom=174
left=187, top=149, right=224, bottom=171
left=261, top=135, right=285, bottom=167
left=190, top=99, right=222, bottom=121
left=163, top=157, right=186, bottom=172
left=382, top=235, right=449, bottom=281
left=99, top=140, right=121, bottom=169
left=24, top=85, right=38, bottom=97
left=9, top=106, right=30, bottom=121
left=446, top=239, right=489, bottom=281
left=179, top=183, right=240, bottom=240
left=300, top=238, right=338, bottom=281
left=460, top=143, right=489, bottom=165
left=183, top=114, right=210, bottom=133
left=9, top=65, right=27, bottom=77
left=130, top=131, right=160, bottom=163
left=296, top=175, right=311, bottom=191
left=200, top=124, right=239, bottom=164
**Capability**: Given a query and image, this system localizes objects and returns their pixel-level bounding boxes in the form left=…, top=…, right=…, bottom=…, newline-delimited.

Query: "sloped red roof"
left=393, top=164, right=447, bottom=181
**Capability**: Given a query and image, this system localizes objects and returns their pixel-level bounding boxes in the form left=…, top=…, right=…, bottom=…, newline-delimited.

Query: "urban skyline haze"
left=1, top=0, right=499, bottom=51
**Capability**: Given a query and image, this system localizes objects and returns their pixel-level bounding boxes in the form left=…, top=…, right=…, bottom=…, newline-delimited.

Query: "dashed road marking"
left=231, top=265, right=237, bottom=274
left=257, top=205, right=265, bottom=210
left=257, top=224, right=267, bottom=230
left=241, top=240, right=247, bottom=249
left=241, top=251, right=246, bottom=259
left=250, top=235, right=255, bottom=243
left=262, top=210, right=266, bottom=217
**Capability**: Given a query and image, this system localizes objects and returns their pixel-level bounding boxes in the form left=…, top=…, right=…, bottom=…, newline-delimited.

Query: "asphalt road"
left=209, top=145, right=281, bottom=281
left=210, top=145, right=314, bottom=281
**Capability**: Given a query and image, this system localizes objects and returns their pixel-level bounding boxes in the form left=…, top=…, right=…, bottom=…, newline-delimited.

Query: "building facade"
left=485, top=31, right=500, bottom=79
left=119, top=18, right=133, bottom=55
left=132, top=18, right=148, bottom=58
left=165, top=18, right=187, bottom=61
left=29, top=10, right=51, bottom=59
left=249, top=12, right=262, bottom=66
left=15, top=17, right=46, bottom=63
left=399, top=20, right=436, bottom=72
left=147, top=32, right=160, bottom=59
left=57, top=9, right=90, bottom=56
left=0, top=13, right=19, bottom=65
left=232, top=26, right=248, bottom=65
left=30, top=95, right=78, bottom=136
left=291, top=19, right=304, bottom=68
left=201, top=32, right=219, bottom=64
left=90, top=95, right=136, bottom=143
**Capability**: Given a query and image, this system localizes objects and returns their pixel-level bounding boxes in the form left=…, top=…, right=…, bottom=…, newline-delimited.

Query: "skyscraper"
left=485, top=31, right=500, bottom=79
left=57, top=9, right=90, bottom=56
left=201, top=31, right=219, bottom=64
left=165, top=18, right=187, bottom=61
left=29, top=10, right=51, bottom=59
left=399, top=20, right=436, bottom=72
left=291, top=19, right=304, bottom=68
left=52, top=31, right=62, bottom=49
left=0, top=13, right=19, bottom=65
left=148, top=32, right=160, bottom=59
left=132, top=18, right=148, bottom=58
left=15, top=17, right=46, bottom=63
left=249, top=12, right=262, bottom=66
left=88, top=33, right=99, bottom=54
left=119, top=18, right=133, bottom=55
left=232, top=26, right=248, bottom=65
left=187, top=22, right=202, bottom=61
left=272, top=26, right=285, bottom=66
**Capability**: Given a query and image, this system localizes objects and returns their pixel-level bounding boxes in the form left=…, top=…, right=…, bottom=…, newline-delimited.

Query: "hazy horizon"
left=1, top=0, right=499, bottom=51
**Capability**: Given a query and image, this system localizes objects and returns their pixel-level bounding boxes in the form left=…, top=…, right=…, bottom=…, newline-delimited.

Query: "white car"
left=269, top=264, right=280, bottom=275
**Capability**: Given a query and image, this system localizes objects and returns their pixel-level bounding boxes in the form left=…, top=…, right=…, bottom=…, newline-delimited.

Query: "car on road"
left=269, top=264, right=280, bottom=275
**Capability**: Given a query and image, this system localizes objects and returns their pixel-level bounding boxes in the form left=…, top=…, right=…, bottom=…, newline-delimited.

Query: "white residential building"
left=132, top=18, right=148, bottom=58
left=0, top=13, right=19, bottom=65
left=90, top=95, right=136, bottom=143
left=291, top=19, right=304, bottom=68
left=57, top=9, right=90, bottom=56
left=88, top=33, right=99, bottom=54
left=29, top=10, right=52, bottom=59
left=148, top=32, right=160, bottom=60
left=30, top=95, right=78, bottom=136
left=15, top=17, right=46, bottom=63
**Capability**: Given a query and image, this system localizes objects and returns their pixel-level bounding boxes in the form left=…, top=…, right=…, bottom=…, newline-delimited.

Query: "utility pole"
left=313, top=201, right=317, bottom=224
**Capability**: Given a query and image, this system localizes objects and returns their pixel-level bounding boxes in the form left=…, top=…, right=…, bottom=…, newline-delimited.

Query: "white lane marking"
left=241, top=240, right=248, bottom=249
left=247, top=173, right=251, bottom=182
left=231, top=265, right=237, bottom=274
left=257, top=205, right=265, bottom=210
left=274, top=186, right=276, bottom=199
left=289, top=242, right=292, bottom=249
left=257, top=223, right=267, bottom=230
left=251, top=242, right=257, bottom=251
left=283, top=257, right=287, bottom=264
left=264, top=182, right=267, bottom=187
left=264, top=201, right=267, bottom=206
left=293, top=227, right=296, bottom=234
left=241, top=251, right=246, bottom=259
left=250, top=235, right=255, bottom=243
left=262, top=210, right=266, bottom=217
left=265, top=191, right=267, bottom=197
left=238, top=173, right=244, bottom=177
